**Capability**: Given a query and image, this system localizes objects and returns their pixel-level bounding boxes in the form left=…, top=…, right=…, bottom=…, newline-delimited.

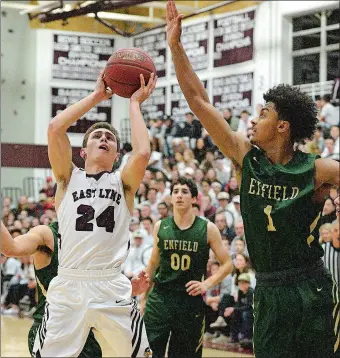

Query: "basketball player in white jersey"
left=32, top=71, right=157, bottom=357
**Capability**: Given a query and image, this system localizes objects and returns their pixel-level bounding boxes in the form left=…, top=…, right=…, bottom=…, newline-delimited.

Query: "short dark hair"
left=82, top=122, right=120, bottom=151
left=142, top=216, right=153, bottom=224
left=10, top=229, right=22, bottom=236
left=185, top=112, right=194, bottom=116
left=322, top=94, right=332, bottom=102
left=170, top=177, right=198, bottom=198
left=192, top=203, right=200, bottom=210
left=158, top=202, right=168, bottom=209
left=263, top=84, right=318, bottom=143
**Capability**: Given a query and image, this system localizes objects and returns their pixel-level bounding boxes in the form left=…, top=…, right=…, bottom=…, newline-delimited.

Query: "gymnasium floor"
left=1, top=316, right=253, bottom=357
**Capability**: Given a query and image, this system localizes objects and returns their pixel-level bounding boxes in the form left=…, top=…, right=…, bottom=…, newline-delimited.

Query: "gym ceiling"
left=1, top=0, right=259, bottom=36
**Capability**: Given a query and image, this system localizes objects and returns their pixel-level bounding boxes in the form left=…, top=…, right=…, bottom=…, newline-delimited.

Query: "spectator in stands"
left=118, top=143, right=133, bottom=171
left=16, top=196, right=28, bottom=215
left=39, top=176, right=54, bottom=198
left=140, top=204, right=156, bottom=223
left=193, top=138, right=207, bottom=163
left=123, top=230, right=150, bottom=281
left=157, top=202, right=170, bottom=220
left=204, top=261, right=232, bottom=341
left=185, top=111, right=203, bottom=149
left=228, top=195, right=242, bottom=223
left=320, top=197, right=337, bottom=225
left=215, top=158, right=232, bottom=187
left=321, top=138, right=340, bottom=160
left=2, top=256, right=35, bottom=315
left=162, top=115, right=175, bottom=158
left=155, top=179, right=170, bottom=203
left=237, top=110, right=251, bottom=136
left=230, top=220, right=248, bottom=255
left=311, top=125, right=325, bottom=153
left=215, top=212, right=234, bottom=243
left=225, top=177, right=240, bottom=200
left=143, top=188, right=159, bottom=217
left=319, top=223, right=332, bottom=243
left=200, top=149, right=216, bottom=173
left=129, top=217, right=140, bottom=233
left=224, top=273, right=254, bottom=345
left=222, top=108, right=239, bottom=132
left=201, top=195, right=216, bottom=222
left=231, top=254, right=256, bottom=297
left=1, top=254, right=21, bottom=305
left=135, top=182, right=149, bottom=206
left=141, top=217, right=154, bottom=246
left=319, top=94, right=339, bottom=127
left=232, top=238, right=247, bottom=264
left=149, top=140, right=163, bottom=171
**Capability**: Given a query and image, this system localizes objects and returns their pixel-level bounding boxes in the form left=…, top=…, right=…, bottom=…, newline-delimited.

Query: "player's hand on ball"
left=131, top=73, right=157, bottom=105
left=186, top=280, right=208, bottom=296
left=166, top=0, right=183, bottom=48
left=94, top=69, right=113, bottom=100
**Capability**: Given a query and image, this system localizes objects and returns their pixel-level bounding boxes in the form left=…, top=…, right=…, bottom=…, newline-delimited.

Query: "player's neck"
left=263, top=141, right=295, bottom=165
left=173, top=209, right=195, bottom=230
left=84, top=162, right=112, bottom=175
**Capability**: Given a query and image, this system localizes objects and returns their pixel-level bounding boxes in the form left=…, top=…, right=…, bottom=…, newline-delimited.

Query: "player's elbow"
left=48, top=117, right=66, bottom=135
left=135, top=150, right=151, bottom=163
left=2, top=246, right=19, bottom=258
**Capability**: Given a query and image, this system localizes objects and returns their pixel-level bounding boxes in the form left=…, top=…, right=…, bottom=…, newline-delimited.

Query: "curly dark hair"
left=170, top=177, right=198, bottom=198
left=263, top=84, right=318, bottom=143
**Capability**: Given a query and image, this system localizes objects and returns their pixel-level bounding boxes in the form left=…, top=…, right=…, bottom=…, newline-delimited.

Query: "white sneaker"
left=210, top=316, right=227, bottom=328
left=211, top=334, right=230, bottom=344
left=2, top=307, right=19, bottom=315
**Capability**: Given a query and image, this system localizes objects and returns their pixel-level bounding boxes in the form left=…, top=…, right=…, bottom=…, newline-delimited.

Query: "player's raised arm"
left=48, top=70, right=113, bottom=186
left=186, top=222, right=233, bottom=296
left=1, top=221, right=53, bottom=257
left=166, top=0, right=251, bottom=166
left=121, top=73, right=157, bottom=212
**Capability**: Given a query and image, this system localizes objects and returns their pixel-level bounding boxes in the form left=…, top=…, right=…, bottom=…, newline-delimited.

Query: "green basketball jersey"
left=240, top=147, right=324, bottom=273
left=153, top=216, right=210, bottom=291
left=32, top=221, right=59, bottom=323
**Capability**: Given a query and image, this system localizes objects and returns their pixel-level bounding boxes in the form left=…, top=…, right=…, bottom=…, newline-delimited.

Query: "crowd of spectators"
left=1, top=94, right=339, bottom=351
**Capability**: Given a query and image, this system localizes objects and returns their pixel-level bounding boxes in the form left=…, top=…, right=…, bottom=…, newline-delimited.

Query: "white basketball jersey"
left=57, top=168, right=131, bottom=270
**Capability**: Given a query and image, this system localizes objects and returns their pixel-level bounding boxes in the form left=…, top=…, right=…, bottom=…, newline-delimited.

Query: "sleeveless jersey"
left=57, top=168, right=131, bottom=270
left=33, top=222, right=59, bottom=323
left=154, top=216, right=210, bottom=291
left=240, top=147, right=324, bottom=273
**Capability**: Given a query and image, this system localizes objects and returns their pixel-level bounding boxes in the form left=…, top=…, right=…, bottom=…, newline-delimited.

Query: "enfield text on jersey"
left=164, top=240, right=198, bottom=252
left=247, top=178, right=299, bottom=201
left=72, top=188, right=122, bottom=204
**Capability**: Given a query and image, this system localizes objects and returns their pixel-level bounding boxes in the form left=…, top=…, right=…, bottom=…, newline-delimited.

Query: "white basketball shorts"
left=32, top=266, right=151, bottom=357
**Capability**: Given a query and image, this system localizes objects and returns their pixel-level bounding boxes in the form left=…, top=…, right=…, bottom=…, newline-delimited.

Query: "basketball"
left=104, top=48, right=156, bottom=98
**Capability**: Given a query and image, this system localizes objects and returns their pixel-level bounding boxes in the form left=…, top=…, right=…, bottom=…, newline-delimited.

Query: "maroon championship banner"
left=133, top=31, right=167, bottom=78
left=52, top=34, right=115, bottom=81
left=171, top=81, right=208, bottom=122
left=213, top=9, right=255, bottom=67
left=212, top=73, right=253, bottom=116
left=141, top=86, right=167, bottom=121
left=51, top=88, right=112, bottom=133
left=171, top=21, right=209, bottom=74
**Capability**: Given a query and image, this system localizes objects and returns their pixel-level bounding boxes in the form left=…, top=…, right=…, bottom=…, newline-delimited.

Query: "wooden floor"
left=1, top=315, right=253, bottom=357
